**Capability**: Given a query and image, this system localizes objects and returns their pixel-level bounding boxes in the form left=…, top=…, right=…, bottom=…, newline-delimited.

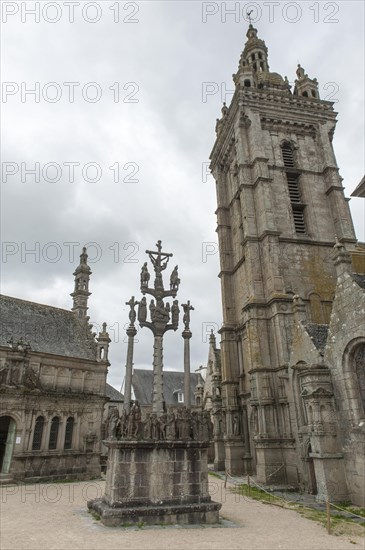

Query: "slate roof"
left=106, top=383, right=124, bottom=402
left=351, top=273, right=365, bottom=289
left=0, top=294, right=97, bottom=361
left=305, top=324, right=329, bottom=353
left=132, top=369, right=204, bottom=406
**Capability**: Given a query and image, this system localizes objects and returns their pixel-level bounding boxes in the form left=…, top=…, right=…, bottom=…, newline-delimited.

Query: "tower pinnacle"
left=71, top=247, right=92, bottom=319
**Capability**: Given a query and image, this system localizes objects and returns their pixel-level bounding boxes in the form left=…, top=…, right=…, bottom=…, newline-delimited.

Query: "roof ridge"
left=0, top=294, right=73, bottom=315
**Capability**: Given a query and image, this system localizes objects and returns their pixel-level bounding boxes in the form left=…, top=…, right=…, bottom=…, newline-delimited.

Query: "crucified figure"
left=126, top=296, right=139, bottom=324
left=182, top=300, right=194, bottom=330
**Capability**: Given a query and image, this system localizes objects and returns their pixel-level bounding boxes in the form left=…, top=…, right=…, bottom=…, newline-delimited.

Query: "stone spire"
left=71, top=247, right=91, bottom=319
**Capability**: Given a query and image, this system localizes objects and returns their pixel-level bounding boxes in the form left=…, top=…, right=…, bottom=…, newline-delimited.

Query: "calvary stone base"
left=88, top=437, right=221, bottom=526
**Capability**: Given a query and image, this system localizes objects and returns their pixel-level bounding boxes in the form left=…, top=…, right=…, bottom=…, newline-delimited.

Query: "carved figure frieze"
left=107, top=405, right=213, bottom=443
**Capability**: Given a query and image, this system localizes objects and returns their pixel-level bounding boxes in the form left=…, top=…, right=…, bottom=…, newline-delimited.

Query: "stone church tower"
left=209, top=25, right=364, bottom=503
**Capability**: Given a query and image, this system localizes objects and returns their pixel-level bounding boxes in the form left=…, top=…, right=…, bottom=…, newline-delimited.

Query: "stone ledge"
left=88, top=498, right=221, bottom=527
left=105, top=439, right=210, bottom=449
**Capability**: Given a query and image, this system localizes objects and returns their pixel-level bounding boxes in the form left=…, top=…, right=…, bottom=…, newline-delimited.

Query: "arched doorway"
left=0, top=416, right=16, bottom=474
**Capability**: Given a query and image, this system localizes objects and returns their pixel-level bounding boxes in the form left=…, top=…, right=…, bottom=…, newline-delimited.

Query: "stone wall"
left=89, top=439, right=221, bottom=526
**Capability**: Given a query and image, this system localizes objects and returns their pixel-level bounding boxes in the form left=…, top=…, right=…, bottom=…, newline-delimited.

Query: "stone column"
left=182, top=329, right=192, bottom=407
left=152, top=335, right=164, bottom=415
left=123, top=325, right=137, bottom=413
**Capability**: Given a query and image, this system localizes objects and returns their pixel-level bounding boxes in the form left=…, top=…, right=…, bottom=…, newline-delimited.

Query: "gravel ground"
left=1, top=477, right=363, bottom=550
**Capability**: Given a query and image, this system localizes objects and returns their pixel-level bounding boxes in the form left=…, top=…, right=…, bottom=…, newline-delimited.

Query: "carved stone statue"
left=170, top=265, right=180, bottom=291
left=143, top=413, right=152, bottom=439
left=165, top=412, right=176, bottom=440
left=108, top=408, right=119, bottom=439
left=149, top=299, right=156, bottom=322
left=233, top=413, right=240, bottom=436
left=182, top=301, right=194, bottom=330
left=171, top=300, right=180, bottom=329
left=138, top=297, right=147, bottom=323
left=165, top=302, right=171, bottom=320
left=154, top=298, right=170, bottom=325
left=140, top=262, right=150, bottom=287
left=151, top=413, right=160, bottom=440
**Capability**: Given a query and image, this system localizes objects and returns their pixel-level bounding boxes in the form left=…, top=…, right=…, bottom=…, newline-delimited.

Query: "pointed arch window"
left=64, top=417, right=74, bottom=450
left=32, top=416, right=44, bottom=450
left=48, top=416, right=60, bottom=450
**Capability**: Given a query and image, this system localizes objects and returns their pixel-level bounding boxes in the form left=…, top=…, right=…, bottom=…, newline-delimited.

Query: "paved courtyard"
left=0, top=477, right=363, bottom=550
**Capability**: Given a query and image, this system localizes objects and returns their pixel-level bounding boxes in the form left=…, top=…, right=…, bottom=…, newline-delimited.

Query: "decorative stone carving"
left=137, top=297, right=147, bottom=323
left=140, top=262, right=150, bottom=288
left=170, top=265, right=180, bottom=291
left=107, top=405, right=213, bottom=443
left=126, top=296, right=139, bottom=325
left=182, top=301, right=194, bottom=330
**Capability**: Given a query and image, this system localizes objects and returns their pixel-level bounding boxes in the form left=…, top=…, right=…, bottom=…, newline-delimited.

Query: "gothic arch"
left=0, top=415, right=17, bottom=475
left=0, top=411, right=21, bottom=425
left=343, top=337, right=365, bottom=420
left=280, top=138, right=299, bottom=152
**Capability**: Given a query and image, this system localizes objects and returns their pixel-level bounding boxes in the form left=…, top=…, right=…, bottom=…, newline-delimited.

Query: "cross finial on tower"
left=247, top=10, right=253, bottom=25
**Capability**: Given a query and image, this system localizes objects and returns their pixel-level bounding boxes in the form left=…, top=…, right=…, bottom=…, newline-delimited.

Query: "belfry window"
left=281, top=143, right=306, bottom=234
left=32, top=416, right=44, bottom=450
left=282, top=143, right=295, bottom=167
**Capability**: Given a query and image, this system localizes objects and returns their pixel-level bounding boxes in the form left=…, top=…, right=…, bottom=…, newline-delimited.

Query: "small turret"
left=71, top=247, right=91, bottom=319
left=242, top=24, right=269, bottom=73
left=233, top=25, right=288, bottom=94
left=293, top=64, right=320, bottom=99
left=96, top=322, right=111, bottom=364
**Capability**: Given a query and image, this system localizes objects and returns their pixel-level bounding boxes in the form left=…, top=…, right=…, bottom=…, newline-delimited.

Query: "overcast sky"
left=1, top=0, right=364, bottom=390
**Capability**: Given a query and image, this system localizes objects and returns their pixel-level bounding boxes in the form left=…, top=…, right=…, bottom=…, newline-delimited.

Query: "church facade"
left=0, top=249, right=111, bottom=482
left=208, top=25, right=365, bottom=505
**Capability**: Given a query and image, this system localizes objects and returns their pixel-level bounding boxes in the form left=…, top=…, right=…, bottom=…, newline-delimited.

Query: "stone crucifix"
left=137, top=241, right=180, bottom=415
left=182, top=300, right=194, bottom=330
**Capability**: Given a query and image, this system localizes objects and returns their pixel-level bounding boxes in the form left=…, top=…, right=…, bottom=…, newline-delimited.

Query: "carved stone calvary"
left=138, top=240, right=180, bottom=414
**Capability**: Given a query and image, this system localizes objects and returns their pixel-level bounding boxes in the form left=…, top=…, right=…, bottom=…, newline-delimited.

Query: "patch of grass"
left=89, top=510, right=101, bottom=521
left=336, top=503, right=365, bottom=518
left=232, top=483, right=365, bottom=538
left=208, top=471, right=222, bottom=479
left=233, top=483, right=283, bottom=505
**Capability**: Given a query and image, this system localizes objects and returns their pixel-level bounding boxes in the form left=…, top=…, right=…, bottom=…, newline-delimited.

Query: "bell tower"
left=209, top=25, right=357, bottom=476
